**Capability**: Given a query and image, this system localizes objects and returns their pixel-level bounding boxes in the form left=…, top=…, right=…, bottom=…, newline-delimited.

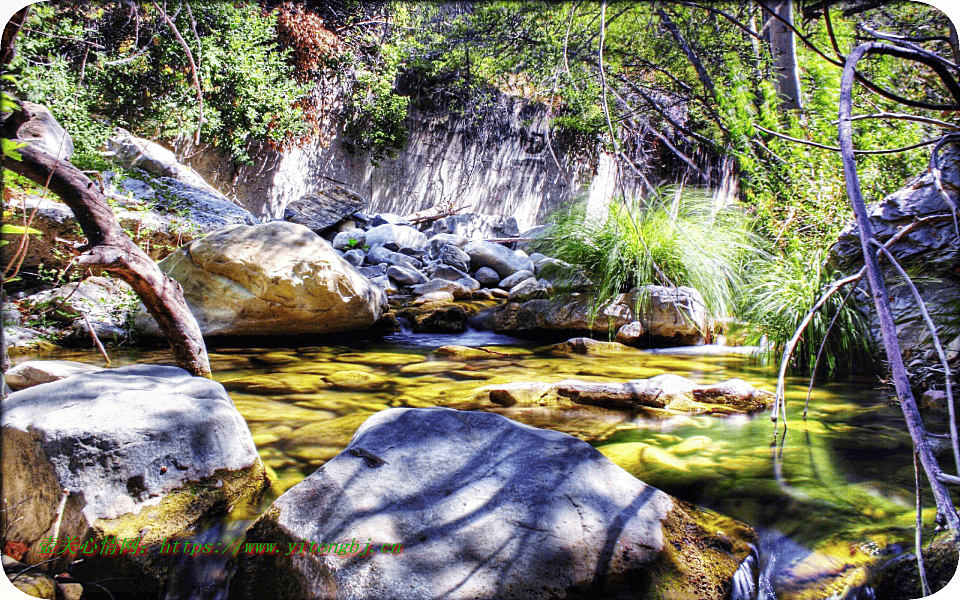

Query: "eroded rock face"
left=17, top=102, right=74, bottom=161
left=1, top=364, right=268, bottom=596
left=231, top=407, right=755, bottom=600
left=135, top=221, right=388, bottom=336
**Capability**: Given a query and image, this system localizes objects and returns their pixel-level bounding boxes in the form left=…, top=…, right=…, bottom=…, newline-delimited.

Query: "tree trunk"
left=764, top=0, right=804, bottom=110
left=1, top=103, right=211, bottom=377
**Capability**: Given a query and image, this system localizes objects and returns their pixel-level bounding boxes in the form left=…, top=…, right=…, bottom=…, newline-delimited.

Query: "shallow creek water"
left=17, top=329, right=958, bottom=599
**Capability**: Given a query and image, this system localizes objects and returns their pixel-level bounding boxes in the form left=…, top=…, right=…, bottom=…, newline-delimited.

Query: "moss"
left=96, top=460, right=269, bottom=546
left=640, top=499, right=756, bottom=600
left=871, top=536, right=959, bottom=600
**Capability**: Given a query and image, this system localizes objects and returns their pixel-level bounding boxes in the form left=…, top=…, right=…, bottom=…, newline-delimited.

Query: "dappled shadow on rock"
left=230, top=407, right=754, bottom=600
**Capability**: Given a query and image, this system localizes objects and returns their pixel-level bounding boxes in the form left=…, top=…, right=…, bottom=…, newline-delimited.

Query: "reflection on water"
left=15, top=333, right=958, bottom=599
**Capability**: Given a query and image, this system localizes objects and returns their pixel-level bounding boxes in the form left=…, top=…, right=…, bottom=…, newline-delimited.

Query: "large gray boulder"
left=16, top=102, right=74, bottom=161
left=105, top=128, right=226, bottom=200
left=1, top=364, right=268, bottom=595
left=423, top=234, right=470, bottom=260
left=231, top=407, right=755, bottom=600
left=641, top=285, right=707, bottom=345
left=135, top=221, right=388, bottom=336
left=365, top=224, right=427, bottom=250
left=283, top=186, right=366, bottom=233
left=151, top=177, right=258, bottom=229
left=828, top=141, right=960, bottom=390
left=464, top=240, right=534, bottom=279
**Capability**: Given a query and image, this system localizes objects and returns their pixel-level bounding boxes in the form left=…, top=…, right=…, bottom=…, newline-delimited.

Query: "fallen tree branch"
left=839, top=40, right=959, bottom=534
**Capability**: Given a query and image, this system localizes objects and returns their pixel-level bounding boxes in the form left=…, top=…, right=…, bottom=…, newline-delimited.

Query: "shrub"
left=531, top=185, right=758, bottom=317
left=739, top=250, right=875, bottom=377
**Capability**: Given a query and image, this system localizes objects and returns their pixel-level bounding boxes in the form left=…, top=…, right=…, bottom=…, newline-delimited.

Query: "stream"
left=14, top=328, right=957, bottom=599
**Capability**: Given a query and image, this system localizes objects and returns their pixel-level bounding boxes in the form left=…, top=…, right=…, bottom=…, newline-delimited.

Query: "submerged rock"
left=475, top=286, right=707, bottom=346
left=134, top=221, right=388, bottom=336
left=1, top=364, right=268, bottom=597
left=3, top=360, right=103, bottom=391
left=478, top=374, right=773, bottom=416
left=231, top=407, right=755, bottom=600
left=397, top=302, right=469, bottom=333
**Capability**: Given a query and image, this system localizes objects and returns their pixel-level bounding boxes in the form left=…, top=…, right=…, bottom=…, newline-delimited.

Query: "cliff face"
left=181, top=95, right=615, bottom=231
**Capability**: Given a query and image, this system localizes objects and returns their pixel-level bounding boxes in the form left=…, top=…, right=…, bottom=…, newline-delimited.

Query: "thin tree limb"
left=152, top=0, right=203, bottom=144
left=916, top=450, right=931, bottom=597
left=803, top=285, right=857, bottom=419
left=656, top=7, right=716, bottom=100
left=757, top=0, right=960, bottom=111
left=834, top=113, right=960, bottom=132
left=755, top=123, right=940, bottom=154
left=930, top=134, right=960, bottom=239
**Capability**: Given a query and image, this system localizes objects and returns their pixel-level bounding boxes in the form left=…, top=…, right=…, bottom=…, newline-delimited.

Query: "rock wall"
left=828, top=142, right=960, bottom=392
left=179, top=95, right=632, bottom=231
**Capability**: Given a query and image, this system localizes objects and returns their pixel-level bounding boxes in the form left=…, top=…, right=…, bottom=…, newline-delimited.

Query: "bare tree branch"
left=839, top=40, right=959, bottom=535
left=152, top=1, right=204, bottom=144
left=755, top=123, right=941, bottom=154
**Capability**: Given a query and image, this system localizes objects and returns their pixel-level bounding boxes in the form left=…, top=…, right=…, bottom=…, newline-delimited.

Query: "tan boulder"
left=135, top=221, right=387, bottom=336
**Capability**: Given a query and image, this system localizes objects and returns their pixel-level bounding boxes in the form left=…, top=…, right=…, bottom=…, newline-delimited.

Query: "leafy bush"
left=531, top=185, right=758, bottom=317
left=740, top=251, right=875, bottom=377
left=11, top=2, right=309, bottom=165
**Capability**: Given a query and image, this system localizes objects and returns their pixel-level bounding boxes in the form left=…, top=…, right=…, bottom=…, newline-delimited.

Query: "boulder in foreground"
left=1, top=364, right=268, bottom=597
left=135, top=221, right=388, bottom=336
left=231, top=407, right=755, bottom=600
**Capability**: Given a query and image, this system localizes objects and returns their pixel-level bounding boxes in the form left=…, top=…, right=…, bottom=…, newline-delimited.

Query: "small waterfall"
left=729, top=544, right=761, bottom=600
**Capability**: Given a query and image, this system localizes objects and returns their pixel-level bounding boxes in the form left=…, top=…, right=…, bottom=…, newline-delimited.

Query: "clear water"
left=16, top=331, right=957, bottom=599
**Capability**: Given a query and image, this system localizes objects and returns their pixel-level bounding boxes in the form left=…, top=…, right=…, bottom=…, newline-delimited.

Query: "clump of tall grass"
left=531, top=185, right=758, bottom=317
left=739, top=250, right=875, bottom=377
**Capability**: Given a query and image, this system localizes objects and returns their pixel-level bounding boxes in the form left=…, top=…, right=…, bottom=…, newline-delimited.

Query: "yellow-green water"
left=16, top=329, right=957, bottom=598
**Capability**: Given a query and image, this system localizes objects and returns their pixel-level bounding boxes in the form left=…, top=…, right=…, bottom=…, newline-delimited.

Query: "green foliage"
left=532, top=185, right=758, bottom=317
left=343, top=64, right=410, bottom=164
left=11, top=2, right=308, bottom=165
left=739, top=251, right=874, bottom=377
